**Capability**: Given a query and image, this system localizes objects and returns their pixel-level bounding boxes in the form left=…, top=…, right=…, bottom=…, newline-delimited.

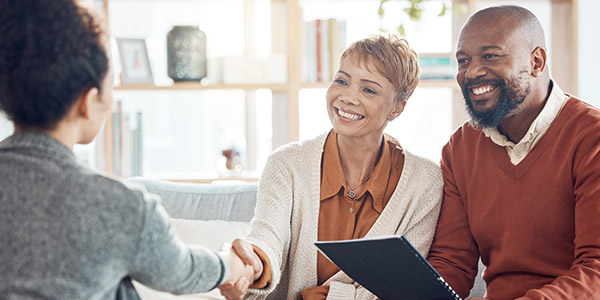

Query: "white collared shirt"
left=483, top=80, right=569, bottom=165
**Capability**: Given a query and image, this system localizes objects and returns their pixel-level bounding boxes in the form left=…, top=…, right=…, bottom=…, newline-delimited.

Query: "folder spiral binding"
left=315, top=235, right=462, bottom=300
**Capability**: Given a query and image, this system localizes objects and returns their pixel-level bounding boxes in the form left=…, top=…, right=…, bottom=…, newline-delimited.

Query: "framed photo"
left=116, top=38, right=153, bottom=85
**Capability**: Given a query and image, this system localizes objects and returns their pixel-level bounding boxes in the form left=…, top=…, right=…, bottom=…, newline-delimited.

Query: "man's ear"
left=531, top=47, right=547, bottom=77
left=77, top=87, right=99, bottom=120
left=388, top=99, right=407, bottom=121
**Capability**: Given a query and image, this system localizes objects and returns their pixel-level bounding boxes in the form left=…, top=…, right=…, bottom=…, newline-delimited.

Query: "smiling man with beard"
left=426, top=5, right=600, bottom=300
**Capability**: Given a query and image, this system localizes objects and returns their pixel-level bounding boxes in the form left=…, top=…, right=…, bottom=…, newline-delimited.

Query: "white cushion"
left=170, top=218, right=251, bottom=251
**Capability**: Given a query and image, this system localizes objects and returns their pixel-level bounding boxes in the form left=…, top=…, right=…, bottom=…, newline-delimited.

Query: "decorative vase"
left=167, top=26, right=207, bottom=82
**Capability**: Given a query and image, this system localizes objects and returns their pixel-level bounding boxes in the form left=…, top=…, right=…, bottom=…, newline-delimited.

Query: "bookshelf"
left=455, top=0, right=578, bottom=95
left=115, top=83, right=288, bottom=92
left=98, top=0, right=577, bottom=182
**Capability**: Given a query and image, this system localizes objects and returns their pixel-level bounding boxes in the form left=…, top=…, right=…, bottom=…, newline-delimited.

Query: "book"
left=315, top=235, right=461, bottom=300
left=302, top=18, right=346, bottom=83
left=112, top=101, right=121, bottom=176
left=315, top=19, right=323, bottom=82
left=419, top=53, right=456, bottom=80
left=328, top=18, right=346, bottom=81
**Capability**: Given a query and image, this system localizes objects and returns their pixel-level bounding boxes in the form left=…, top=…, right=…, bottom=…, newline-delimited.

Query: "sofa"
left=126, top=177, right=486, bottom=299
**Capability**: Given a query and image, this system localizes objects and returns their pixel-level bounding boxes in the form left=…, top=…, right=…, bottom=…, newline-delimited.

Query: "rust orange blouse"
left=253, top=131, right=404, bottom=300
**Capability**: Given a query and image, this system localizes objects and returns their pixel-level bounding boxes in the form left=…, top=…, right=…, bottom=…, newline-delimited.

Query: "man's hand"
left=217, top=239, right=264, bottom=300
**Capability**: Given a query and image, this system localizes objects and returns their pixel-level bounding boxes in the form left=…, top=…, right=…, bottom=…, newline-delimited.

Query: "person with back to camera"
left=218, top=34, right=444, bottom=300
left=0, top=0, right=256, bottom=299
left=426, top=5, right=600, bottom=300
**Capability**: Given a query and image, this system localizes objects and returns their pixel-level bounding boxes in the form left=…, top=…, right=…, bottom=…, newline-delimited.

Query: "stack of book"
left=95, top=101, right=143, bottom=177
left=419, top=53, right=456, bottom=80
left=302, top=18, right=347, bottom=83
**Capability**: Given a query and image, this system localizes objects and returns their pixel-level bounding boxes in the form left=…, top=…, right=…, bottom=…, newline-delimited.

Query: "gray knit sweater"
left=0, top=132, right=227, bottom=299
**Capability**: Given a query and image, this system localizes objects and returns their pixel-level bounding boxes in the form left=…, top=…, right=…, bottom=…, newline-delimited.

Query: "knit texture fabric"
left=0, top=132, right=226, bottom=299
left=428, top=96, right=600, bottom=299
left=245, top=132, right=443, bottom=299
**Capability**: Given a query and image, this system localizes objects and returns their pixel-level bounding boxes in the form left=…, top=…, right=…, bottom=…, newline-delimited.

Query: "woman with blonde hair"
left=220, top=34, right=443, bottom=300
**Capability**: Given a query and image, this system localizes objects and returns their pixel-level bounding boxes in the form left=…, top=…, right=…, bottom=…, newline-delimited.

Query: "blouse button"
left=349, top=207, right=354, bottom=213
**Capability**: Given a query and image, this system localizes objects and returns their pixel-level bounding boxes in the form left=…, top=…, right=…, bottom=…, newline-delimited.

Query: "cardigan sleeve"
left=245, top=152, right=294, bottom=297
left=426, top=141, right=481, bottom=299
left=324, top=281, right=377, bottom=300
left=517, top=124, right=600, bottom=299
left=401, top=166, right=443, bottom=257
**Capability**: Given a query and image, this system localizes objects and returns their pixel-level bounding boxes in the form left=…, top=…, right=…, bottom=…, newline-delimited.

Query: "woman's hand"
left=217, top=239, right=264, bottom=300
left=231, top=238, right=263, bottom=281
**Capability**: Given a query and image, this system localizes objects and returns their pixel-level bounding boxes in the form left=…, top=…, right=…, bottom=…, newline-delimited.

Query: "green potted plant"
left=378, top=0, right=452, bottom=36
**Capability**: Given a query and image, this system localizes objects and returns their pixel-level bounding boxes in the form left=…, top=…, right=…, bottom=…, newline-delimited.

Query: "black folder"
left=315, top=235, right=461, bottom=300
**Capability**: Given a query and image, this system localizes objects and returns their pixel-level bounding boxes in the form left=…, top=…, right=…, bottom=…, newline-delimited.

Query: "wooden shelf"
left=418, top=79, right=459, bottom=89
left=299, top=80, right=458, bottom=90
left=116, top=80, right=458, bottom=92
left=301, top=82, right=330, bottom=89
left=115, top=82, right=288, bottom=91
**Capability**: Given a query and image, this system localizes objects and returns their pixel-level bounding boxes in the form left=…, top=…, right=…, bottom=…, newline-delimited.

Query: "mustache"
left=462, top=78, right=505, bottom=90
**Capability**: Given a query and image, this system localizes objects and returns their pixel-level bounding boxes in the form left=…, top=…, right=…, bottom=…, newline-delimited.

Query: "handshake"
left=217, top=238, right=263, bottom=300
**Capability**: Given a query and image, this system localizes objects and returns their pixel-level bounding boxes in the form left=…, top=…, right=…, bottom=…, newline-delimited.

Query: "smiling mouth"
left=471, top=85, right=496, bottom=96
left=336, top=108, right=364, bottom=120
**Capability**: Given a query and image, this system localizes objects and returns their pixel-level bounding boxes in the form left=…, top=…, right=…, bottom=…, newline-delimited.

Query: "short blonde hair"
left=339, top=34, right=420, bottom=102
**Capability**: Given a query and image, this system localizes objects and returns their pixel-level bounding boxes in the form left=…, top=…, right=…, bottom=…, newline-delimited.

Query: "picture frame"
left=116, top=38, right=153, bottom=85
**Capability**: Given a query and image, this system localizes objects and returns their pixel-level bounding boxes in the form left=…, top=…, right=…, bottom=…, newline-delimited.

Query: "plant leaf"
left=397, top=24, right=405, bottom=37
left=439, top=2, right=447, bottom=17
left=405, top=6, right=422, bottom=21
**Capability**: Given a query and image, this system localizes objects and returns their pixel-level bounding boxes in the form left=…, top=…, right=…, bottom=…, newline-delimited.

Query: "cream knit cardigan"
left=245, top=133, right=443, bottom=300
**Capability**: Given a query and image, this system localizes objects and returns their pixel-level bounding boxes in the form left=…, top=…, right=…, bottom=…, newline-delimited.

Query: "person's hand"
left=217, top=239, right=263, bottom=300
left=217, top=249, right=253, bottom=300
left=230, top=238, right=263, bottom=281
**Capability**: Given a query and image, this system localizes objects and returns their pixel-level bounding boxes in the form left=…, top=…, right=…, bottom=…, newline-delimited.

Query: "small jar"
left=167, top=26, right=207, bottom=82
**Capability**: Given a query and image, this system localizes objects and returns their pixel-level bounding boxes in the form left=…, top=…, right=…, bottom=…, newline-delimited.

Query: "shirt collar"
left=320, top=130, right=346, bottom=200
left=319, top=130, right=393, bottom=214
left=483, top=79, right=569, bottom=147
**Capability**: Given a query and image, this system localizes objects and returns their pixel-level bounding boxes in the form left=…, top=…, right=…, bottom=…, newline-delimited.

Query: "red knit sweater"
left=428, top=97, right=600, bottom=299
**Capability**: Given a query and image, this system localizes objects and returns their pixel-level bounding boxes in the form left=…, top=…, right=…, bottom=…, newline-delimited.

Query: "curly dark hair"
left=0, top=0, right=109, bottom=129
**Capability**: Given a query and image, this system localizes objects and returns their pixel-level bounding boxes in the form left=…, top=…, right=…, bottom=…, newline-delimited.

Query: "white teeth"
left=472, top=86, right=493, bottom=95
left=338, top=109, right=363, bottom=120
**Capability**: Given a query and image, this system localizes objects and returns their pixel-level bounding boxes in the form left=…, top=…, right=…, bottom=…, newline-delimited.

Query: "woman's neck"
left=337, top=133, right=384, bottom=186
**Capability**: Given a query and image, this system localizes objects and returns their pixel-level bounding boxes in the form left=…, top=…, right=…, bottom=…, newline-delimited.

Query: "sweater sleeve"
left=245, top=153, right=294, bottom=297
left=518, top=127, right=600, bottom=299
left=426, top=141, right=480, bottom=299
left=323, top=280, right=377, bottom=300
left=129, top=192, right=226, bottom=294
left=401, top=166, right=444, bottom=257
